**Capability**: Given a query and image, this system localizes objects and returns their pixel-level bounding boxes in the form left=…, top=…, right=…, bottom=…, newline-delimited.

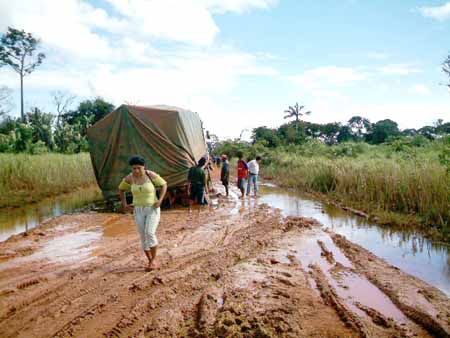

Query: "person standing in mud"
left=247, top=156, right=262, bottom=197
left=118, top=156, right=167, bottom=271
left=237, top=152, right=249, bottom=198
left=188, top=157, right=208, bottom=205
left=220, top=154, right=229, bottom=196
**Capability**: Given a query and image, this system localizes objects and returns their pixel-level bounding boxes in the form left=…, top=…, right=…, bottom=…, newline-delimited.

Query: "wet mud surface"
left=0, top=178, right=449, bottom=337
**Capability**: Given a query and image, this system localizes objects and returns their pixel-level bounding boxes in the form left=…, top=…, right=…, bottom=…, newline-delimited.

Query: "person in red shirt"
left=236, top=151, right=249, bottom=199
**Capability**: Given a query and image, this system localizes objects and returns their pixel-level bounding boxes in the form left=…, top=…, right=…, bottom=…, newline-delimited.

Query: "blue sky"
left=0, top=0, right=449, bottom=138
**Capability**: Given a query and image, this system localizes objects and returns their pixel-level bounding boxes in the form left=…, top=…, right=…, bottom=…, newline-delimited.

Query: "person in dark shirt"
left=220, top=154, right=229, bottom=196
left=188, top=157, right=208, bottom=205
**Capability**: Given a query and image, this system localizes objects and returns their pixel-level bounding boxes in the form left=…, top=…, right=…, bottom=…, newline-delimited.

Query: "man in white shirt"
left=246, top=156, right=262, bottom=197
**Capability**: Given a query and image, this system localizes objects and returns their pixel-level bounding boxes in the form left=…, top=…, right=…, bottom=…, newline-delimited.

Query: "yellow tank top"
left=130, top=181, right=156, bottom=206
left=118, top=174, right=166, bottom=207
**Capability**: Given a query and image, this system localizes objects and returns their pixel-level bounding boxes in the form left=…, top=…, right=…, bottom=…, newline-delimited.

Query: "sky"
left=0, top=0, right=449, bottom=139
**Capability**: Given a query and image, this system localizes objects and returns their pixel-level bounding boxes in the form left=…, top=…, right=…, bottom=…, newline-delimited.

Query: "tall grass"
left=263, top=145, right=450, bottom=240
left=0, top=153, right=97, bottom=208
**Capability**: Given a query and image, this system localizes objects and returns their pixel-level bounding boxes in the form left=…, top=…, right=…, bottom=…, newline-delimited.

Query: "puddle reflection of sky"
left=259, top=186, right=450, bottom=296
left=0, top=188, right=102, bottom=242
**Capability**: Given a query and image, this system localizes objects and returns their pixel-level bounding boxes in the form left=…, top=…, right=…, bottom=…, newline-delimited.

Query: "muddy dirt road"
left=0, top=180, right=449, bottom=337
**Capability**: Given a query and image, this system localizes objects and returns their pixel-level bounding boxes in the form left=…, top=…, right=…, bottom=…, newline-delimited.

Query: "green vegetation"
left=0, top=153, right=96, bottom=208
left=0, top=97, right=114, bottom=154
left=214, top=135, right=450, bottom=242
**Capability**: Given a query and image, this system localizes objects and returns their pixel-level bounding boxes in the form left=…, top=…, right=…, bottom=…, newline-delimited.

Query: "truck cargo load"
left=87, top=104, right=207, bottom=201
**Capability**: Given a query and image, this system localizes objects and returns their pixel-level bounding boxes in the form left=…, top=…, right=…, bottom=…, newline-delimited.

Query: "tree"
left=337, top=125, right=353, bottom=143
left=366, top=119, right=399, bottom=144
left=418, top=125, right=436, bottom=140
left=26, top=107, right=55, bottom=150
left=319, top=122, right=342, bottom=145
left=284, top=102, right=311, bottom=133
left=0, top=27, right=45, bottom=121
left=347, top=116, right=371, bottom=140
left=435, top=121, right=450, bottom=135
left=402, top=128, right=418, bottom=137
left=52, top=90, right=76, bottom=126
left=0, top=85, right=13, bottom=117
left=62, top=97, right=114, bottom=136
left=252, top=126, right=280, bottom=147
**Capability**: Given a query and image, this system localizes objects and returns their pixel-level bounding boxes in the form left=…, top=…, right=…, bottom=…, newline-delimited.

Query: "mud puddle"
left=31, top=230, right=101, bottom=263
left=258, top=184, right=450, bottom=296
left=273, top=229, right=409, bottom=324
left=0, top=186, right=102, bottom=242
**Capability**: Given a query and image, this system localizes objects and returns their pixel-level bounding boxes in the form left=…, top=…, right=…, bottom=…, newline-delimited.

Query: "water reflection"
left=0, top=187, right=102, bottom=242
left=259, top=185, right=450, bottom=296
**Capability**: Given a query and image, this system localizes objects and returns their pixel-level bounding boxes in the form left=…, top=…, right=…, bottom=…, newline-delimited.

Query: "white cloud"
left=0, top=0, right=280, bottom=59
left=0, top=0, right=114, bottom=60
left=378, top=64, right=422, bottom=76
left=0, top=0, right=279, bottom=139
left=287, top=66, right=366, bottom=89
left=105, top=0, right=219, bottom=46
left=198, top=0, right=278, bottom=14
left=410, top=84, right=430, bottom=95
left=419, top=2, right=450, bottom=21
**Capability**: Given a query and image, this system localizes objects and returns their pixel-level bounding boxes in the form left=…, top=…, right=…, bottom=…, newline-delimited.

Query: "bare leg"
left=144, top=249, right=152, bottom=265
left=149, top=246, right=159, bottom=269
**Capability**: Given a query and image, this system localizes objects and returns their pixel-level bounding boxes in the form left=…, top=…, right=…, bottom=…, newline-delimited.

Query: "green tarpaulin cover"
left=87, top=104, right=207, bottom=200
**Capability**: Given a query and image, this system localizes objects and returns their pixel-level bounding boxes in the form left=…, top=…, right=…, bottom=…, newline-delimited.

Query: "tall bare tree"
left=52, top=90, right=76, bottom=126
left=284, top=102, right=311, bottom=132
left=0, top=27, right=45, bottom=121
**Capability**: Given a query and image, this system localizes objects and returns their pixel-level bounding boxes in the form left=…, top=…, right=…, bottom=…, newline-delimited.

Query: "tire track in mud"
left=0, top=237, right=148, bottom=337
left=98, top=206, right=285, bottom=338
left=26, top=203, right=262, bottom=336
left=43, top=205, right=281, bottom=338
left=308, top=263, right=371, bottom=337
left=331, top=233, right=450, bottom=338
left=262, top=225, right=433, bottom=338
left=1, top=183, right=448, bottom=338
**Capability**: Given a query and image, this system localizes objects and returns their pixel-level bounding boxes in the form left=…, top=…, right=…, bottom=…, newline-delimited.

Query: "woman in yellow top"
left=118, top=156, right=167, bottom=271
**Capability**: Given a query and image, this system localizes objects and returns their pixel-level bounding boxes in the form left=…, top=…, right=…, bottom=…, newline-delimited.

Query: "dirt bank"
left=0, top=180, right=448, bottom=337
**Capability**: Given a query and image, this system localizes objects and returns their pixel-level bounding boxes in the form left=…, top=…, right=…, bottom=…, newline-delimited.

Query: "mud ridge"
left=331, top=233, right=450, bottom=337
left=309, top=263, right=370, bottom=337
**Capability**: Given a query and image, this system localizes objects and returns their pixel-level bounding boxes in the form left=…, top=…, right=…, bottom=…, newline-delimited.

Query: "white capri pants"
left=134, top=206, right=160, bottom=250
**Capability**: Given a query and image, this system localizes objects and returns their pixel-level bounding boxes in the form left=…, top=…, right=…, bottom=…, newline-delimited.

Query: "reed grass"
left=264, top=152, right=450, bottom=239
left=0, top=153, right=97, bottom=208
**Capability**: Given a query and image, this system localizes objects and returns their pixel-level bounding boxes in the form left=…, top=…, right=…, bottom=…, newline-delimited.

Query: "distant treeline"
left=249, top=116, right=450, bottom=148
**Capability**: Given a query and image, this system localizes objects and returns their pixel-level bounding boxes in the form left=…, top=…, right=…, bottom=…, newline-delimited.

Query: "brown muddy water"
left=0, top=186, right=103, bottom=242
left=258, top=183, right=450, bottom=297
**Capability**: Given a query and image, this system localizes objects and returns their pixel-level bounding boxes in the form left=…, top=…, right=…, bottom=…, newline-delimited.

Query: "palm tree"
left=284, top=102, right=311, bottom=132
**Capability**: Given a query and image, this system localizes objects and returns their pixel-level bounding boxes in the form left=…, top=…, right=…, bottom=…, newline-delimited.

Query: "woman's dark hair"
left=129, top=155, right=145, bottom=166
left=256, top=156, right=262, bottom=161
left=198, top=157, right=207, bottom=166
